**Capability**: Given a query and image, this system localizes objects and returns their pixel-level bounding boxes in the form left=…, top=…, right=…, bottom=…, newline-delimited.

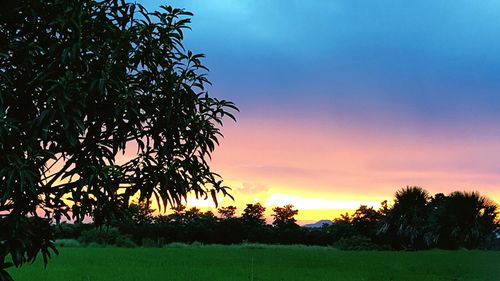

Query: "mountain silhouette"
left=303, top=220, right=333, bottom=228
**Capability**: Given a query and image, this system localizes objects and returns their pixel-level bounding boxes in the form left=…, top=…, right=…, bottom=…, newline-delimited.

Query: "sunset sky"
left=145, top=0, right=500, bottom=223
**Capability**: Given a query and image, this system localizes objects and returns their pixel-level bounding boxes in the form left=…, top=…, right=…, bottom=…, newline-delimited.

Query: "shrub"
left=190, top=241, right=203, bottom=247
left=54, top=239, right=81, bottom=248
left=87, top=242, right=104, bottom=248
left=78, top=227, right=121, bottom=245
left=162, top=242, right=189, bottom=248
left=141, top=238, right=158, bottom=248
left=240, top=243, right=267, bottom=250
left=335, top=235, right=390, bottom=251
left=115, top=235, right=137, bottom=248
left=482, top=235, right=500, bottom=250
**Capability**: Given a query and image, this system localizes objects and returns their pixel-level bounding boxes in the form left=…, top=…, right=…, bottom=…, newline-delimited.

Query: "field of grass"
left=10, top=244, right=500, bottom=281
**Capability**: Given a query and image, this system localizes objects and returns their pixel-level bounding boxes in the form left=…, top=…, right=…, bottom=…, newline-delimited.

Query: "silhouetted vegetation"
left=0, top=1, right=237, bottom=280
left=52, top=187, right=499, bottom=251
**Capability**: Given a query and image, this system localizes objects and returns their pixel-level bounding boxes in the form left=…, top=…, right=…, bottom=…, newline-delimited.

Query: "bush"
left=335, top=235, right=390, bottom=251
left=483, top=235, right=500, bottom=250
left=162, top=242, right=189, bottom=248
left=53, top=223, right=93, bottom=240
left=115, top=235, right=137, bottom=248
left=190, top=241, right=203, bottom=247
left=87, top=242, right=105, bottom=248
left=141, top=238, right=158, bottom=248
left=78, top=227, right=121, bottom=246
left=240, top=243, right=267, bottom=250
left=54, top=239, right=81, bottom=248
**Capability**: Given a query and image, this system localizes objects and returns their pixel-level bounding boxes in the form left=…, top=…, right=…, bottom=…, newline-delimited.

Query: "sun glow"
left=264, top=193, right=381, bottom=210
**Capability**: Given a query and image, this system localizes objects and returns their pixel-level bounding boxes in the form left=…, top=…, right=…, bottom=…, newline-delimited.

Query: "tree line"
left=54, top=186, right=499, bottom=250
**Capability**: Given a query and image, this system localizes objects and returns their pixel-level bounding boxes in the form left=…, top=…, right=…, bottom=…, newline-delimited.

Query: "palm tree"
left=430, top=191, right=498, bottom=249
left=379, top=186, right=431, bottom=249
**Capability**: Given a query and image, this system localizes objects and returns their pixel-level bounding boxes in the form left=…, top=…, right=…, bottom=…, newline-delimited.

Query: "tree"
left=241, top=203, right=266, bottom=226
left=215, top=205, right=243, bottom=244
left=331, top=213, right=355, bottom=241
left=240, top=203, right=271, bottom=242
left=217, top=206, right=237, bottom=219
left=379, top=186, right=431, bottom=249
left=350, top=205, right=384, bottom=240
left=120, top=201, right=155, bottom=225
left=271, top=204, right=301, bottom=244
left=0, top=1, right=237, bottom=279
left=271, top=204, right=298, bottom=228
left=430, top=191, right=498, bottom=249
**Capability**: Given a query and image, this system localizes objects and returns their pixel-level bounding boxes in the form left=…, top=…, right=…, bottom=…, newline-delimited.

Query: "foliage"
left=53, top=239, right=81, bottom=248
left=78, top=227, right=121, bottom=246
left=217, top=206, right=237, bottom=219
left=240, top=203, right=271, bottom=242
left=271, top=204, right=301, bottom=244
left=378, top=187, right=499, bottom=250
left=241, top=203, right=266, bottom=226
left=120, top=201, right=155, bottom=225
left=46, top=192, right=498, bottom=250
left=350, top=205, right=384, bottom=240
left=76, top=226, right=136, bottom=248
left=335, top=235, right=387, bottom=251
left=0, top=1, right=237, bottom=278
left=140, top=238, right=158, bottom=248
left=114, top=235, right=136, bottom=248
left=429, top=191, right=498, bottom=249
left=0, top=217, right=57, bottom=280
left=52, top=222, right=93, bottom=240
left=271, top=204, right=298, bottom=228
left=379, top=186, right=431, bottom=249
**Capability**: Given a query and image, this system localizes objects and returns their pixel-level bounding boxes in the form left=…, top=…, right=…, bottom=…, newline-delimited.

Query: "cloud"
left=246, top=165, right=313, bottom=177
left=265, top=193, right=380, bottom=210
left=238, top=182, right=269, bottom=194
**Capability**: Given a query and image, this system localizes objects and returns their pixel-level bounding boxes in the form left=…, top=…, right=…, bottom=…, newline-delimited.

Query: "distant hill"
left=303, top=220, right=333, bottom=228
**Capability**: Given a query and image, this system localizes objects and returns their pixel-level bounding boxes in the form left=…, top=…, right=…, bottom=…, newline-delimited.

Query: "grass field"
left=10, top=244, right=500, bottom=281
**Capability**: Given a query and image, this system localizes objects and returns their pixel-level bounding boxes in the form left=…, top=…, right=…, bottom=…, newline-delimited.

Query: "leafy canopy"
left=271, top=204, right=298, bottom=228
left=241, top=203, right=266, bottom=226
left=217, top=205, right=237, bottom=219
left=0, top=0, right=237, bottom=279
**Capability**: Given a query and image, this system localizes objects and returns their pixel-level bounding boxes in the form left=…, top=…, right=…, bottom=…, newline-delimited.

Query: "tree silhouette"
left=121, top=201, right=155, bottom=225
left=350, top=205, right=384, bottom=240
left=240, top=203, right=270, bottom=242
left=430, top=191, right=498, bottom=249
left=46, top=192, right=498, bottom=249
left=380, top=186, right=431, bottom=249
left=271, top=204, right=301, bottom=244
left=218, top=206, right=237, bottom=219
left=216, top=206, right=244, bottom=244
left=272, top=204, right=299, bottom=228
left=331, top=213, right=355, bottom=241
left=241, top=203, right=266, bottom=226
left=0, top=1, right=236, bottom=279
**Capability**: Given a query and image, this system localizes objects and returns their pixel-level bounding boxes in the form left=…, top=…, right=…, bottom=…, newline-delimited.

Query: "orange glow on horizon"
left=47, top=115, right=500, bottom=224
left=198, top=116, right=500, bottom=222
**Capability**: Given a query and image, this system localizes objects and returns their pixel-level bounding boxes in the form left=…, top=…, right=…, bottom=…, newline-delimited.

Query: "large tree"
left=0, top=1, right=237, bottom=279
left=271, top=204, right=298, bottom=228
left=379, top=186, right=431, bottom=249
left=430, top=191, right=498, bottom=249
left=241, top=203, right=266, bottom=226
left=217, top=205, right=237, bottom=219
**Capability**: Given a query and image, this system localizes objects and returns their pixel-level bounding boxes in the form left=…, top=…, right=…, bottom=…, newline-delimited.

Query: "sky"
left=144, top=0, right=500, bottom=223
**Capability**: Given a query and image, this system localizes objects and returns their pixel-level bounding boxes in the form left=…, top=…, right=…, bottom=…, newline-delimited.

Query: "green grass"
left=10, top=245, right=500, bottom=281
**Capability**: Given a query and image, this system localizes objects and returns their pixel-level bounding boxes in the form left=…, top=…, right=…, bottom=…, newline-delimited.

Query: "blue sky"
left=153, top=0, right=500, bottom=133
